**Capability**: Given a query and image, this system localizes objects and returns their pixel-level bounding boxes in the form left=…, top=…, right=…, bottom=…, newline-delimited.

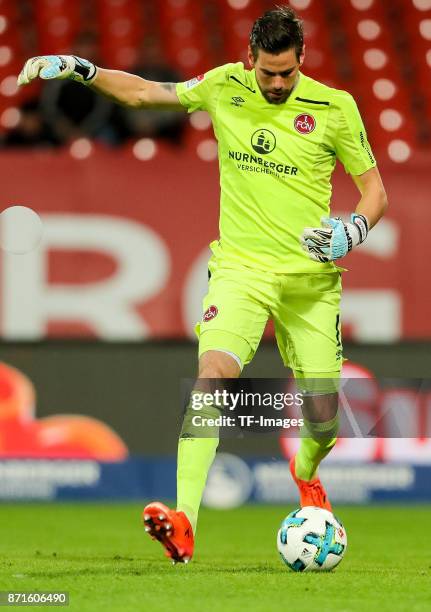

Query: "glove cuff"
left=71, top=56, right=97, bottom=85
left=351, top=213, right=369, bottom=244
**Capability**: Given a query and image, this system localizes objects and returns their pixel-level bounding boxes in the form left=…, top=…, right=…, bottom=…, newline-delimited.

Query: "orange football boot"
left=142, top=501, right=194, bottom=564
left=289, top=456, right=332, bottom=511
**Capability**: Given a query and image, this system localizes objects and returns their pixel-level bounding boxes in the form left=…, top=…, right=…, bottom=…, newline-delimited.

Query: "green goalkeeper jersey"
left=176, top=63, right=376, bottom=273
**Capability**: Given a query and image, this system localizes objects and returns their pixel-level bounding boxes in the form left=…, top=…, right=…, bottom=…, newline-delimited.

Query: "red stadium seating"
left=158, top=0, right=213, bottom=77
left=96, top=0, right=145, bottom=69
left=0, top=0, right=37, bottom=133
left=329, top=0, right=420, bottom=161
left=1, top=0, right=429, bottom=160
left=398, top=0, right=431, bottom=87
left=35, top=0, right=81, bottom=55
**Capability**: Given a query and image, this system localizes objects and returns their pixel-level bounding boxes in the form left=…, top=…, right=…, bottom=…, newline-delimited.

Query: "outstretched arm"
left=17, top=55, right=183, bottom=110
left=90, top=69, right=181, bottom=109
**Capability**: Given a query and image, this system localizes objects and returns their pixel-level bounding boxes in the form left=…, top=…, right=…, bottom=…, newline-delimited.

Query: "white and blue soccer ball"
left=277, top=506, right=347, bottom=572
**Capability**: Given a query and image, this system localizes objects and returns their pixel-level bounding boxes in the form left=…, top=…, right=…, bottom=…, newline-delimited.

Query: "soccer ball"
left=277, top=506, right=347, bottom=572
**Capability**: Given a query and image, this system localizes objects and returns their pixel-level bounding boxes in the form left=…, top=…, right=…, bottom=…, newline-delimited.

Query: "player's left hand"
left=300, top=214, right=369, bottom=262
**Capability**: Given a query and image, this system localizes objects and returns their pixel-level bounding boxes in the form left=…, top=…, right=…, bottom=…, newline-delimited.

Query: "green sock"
left=295, top=415, right=338, bottom=481
left=177, top=437, right=218, bottom=533
left=176, top=395, right=220, bottom=533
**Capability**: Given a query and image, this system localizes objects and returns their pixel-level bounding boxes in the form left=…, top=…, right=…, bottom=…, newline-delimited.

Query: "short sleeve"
left=176, top=64, right=230, bottom=114
left=334, top=92, right=376, bottom=175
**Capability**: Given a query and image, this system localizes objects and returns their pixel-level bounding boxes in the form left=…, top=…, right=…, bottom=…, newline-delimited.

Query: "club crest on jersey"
left=203, top=305, right=218, bottom=322
left=294, top=114, right=316, bottom=134
left=185, top=74, right=205, bottom=90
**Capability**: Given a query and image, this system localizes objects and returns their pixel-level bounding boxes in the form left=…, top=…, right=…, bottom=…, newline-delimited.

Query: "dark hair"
left=250, top=6, right=304, bottom=61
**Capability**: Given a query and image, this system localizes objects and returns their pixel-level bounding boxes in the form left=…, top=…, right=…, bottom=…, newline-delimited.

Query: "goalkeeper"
left=18, top=6, right=388, bottom=564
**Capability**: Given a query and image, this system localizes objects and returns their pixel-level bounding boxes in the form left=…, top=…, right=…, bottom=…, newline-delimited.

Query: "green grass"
left=0, top=504, right=429, bottom=611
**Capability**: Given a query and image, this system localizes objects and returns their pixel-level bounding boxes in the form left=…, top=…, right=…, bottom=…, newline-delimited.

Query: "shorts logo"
left=294, top=114, right=316, bottom=134
left=203, top=305, right=218, bottom=322
left=251, top=129, right=276, bottom=154
left=185, top=74, right=205, bottom=90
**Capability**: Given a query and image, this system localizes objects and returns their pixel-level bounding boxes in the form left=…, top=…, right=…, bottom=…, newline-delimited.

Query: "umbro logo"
left=231, top=96, right=245, bottom=107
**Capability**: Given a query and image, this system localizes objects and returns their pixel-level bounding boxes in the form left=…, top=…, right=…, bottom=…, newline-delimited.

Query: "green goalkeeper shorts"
left=195, top=247, right=343, bottom=377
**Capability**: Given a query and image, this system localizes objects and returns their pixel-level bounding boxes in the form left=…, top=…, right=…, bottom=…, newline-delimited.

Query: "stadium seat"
left=0, top=0, right=37, bottom=132
left=158, top=0, right=212, bottom=76
left=391, top=0, right=431, bottom=109
left=97, top=0, right=145, bottom=69
left=3, top=0, right=429, bottom=154
left=35, top=0, right=81, bottom=55
left=329, top=0, right=419, bottom=161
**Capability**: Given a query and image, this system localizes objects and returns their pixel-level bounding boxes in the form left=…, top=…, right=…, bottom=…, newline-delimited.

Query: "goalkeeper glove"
left=17, top=55, right=97, bottom=87
left=301, top=214, right=369, bottom=263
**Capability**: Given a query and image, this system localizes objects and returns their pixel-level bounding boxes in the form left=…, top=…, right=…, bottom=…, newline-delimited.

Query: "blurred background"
left=0, top=0, right=430, bottom=507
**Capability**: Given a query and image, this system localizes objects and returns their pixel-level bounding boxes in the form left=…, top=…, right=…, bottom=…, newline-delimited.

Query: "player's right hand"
left=17, top=55, right=97, bottom=87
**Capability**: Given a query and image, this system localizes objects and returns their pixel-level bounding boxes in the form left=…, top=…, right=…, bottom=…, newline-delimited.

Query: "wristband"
left=71, top=56, right=97, bottom=84
left=351, top=213, right=369, bottom=244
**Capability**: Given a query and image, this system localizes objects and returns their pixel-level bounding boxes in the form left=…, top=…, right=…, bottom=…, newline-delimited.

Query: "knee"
left=199, top=364, right=227, bottom=378
left=198, top=350, right=241, bottom=379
